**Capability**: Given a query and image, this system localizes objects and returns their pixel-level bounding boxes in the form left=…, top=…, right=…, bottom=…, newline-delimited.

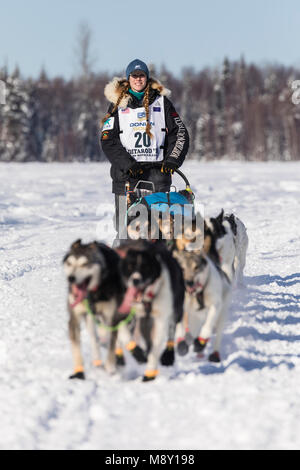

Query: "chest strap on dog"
left=144, top=277, right=161, bottom=300
left=82, top=299, right=136, bottom=332
left=187, top=280, right=207, bottom=310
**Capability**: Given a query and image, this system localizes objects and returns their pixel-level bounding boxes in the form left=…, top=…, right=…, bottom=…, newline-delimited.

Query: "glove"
left=161, top=161, right=179, bottom=175
left=128, top=162, right=144, bottom=178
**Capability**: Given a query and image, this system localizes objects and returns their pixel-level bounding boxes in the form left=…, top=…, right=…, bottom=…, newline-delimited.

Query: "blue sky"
left=1, top=0, right=299, bottom=79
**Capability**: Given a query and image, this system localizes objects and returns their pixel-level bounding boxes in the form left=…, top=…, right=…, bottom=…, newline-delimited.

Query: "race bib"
left=118, top=97, right=166, bottom=163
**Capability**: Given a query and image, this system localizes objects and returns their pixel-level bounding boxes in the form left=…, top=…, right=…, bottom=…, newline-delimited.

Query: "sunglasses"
left=130, top=73, right=146, bottom=79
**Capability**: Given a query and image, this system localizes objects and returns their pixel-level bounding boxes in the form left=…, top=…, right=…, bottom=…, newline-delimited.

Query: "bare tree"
left=74, top=21, right=97, bottom=80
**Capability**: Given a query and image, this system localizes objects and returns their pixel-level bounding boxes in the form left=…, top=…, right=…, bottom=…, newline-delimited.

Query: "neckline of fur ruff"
left=104, top=77, right=171, bottom=109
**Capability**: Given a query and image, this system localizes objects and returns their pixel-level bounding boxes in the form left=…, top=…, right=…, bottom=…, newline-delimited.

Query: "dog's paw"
left=177, top=340, right=189, bottom=356
left=69, top=371, right=85, bottom=380
left=131, top=345, right=147, bottom=364
left=160, top=347, right=175, bottom=366
left=193, top=337, right=208, bottom=353
left=142, top=375, right=156, bottom=382
left=209, top=351, right=221, bottom=363
left=142, top=370, right=159, bottom=382
left=115, top=347, right=126, bottom=366
left=116, top=354, right=126, bottom=367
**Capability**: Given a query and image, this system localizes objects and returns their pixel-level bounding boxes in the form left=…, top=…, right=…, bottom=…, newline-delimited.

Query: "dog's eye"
left=80, top=262, right=90, bottom=268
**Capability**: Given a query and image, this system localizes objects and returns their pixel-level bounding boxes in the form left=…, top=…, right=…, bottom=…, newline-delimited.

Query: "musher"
left=100, top=59, right=189, bottom=246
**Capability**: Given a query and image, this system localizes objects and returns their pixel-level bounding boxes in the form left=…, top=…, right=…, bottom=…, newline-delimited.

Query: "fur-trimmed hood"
left=104, top=77, right=171, bottom=109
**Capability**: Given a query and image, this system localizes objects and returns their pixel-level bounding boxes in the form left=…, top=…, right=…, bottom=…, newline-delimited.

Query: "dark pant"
left=113, top=194, right=128, bottom=245
left=113, top=169, right=172, bottom=247
left=113, top=167, right=172, bottom=195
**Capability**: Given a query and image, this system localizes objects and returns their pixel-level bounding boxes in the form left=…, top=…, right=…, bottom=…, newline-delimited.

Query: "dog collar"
left=187, top=282, right=203, bottom=295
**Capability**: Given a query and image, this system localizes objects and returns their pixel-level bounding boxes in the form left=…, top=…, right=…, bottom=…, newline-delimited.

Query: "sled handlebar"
left=127, top=168, right=192, bottom=195
left=174, top=169, right=191, bottom=189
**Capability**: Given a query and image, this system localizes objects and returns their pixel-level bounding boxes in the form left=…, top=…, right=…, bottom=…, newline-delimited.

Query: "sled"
left=126, top=169, right=192, bottom=206
left=125, top=170, right=195, bottom=239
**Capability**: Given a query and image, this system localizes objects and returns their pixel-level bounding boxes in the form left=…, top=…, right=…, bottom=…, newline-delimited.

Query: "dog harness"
left=189, top=285, right=205, bottom=310
left=82, top=298, right=137, bottom=332
left=118, top=96, right=166, bottom=163
left=186, top=278, right=208, bottom=310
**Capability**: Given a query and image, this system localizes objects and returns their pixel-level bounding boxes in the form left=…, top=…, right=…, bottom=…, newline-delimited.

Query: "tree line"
left=0, top=58, right=300, bottom=163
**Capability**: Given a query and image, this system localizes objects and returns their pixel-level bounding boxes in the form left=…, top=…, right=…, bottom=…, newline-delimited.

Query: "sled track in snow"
left=1, top=161, right=300, bottom=450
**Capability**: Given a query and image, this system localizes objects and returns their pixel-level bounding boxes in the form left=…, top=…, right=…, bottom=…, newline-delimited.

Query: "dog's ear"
left=216, top=209, right=224, bottom=224
left=71, top=239, right=82, bottom=250
left=89, top=242, right=99, bottom=251
left=210, top=213, right=226, bottom=238
left=228, top=214, right=237, bottom=235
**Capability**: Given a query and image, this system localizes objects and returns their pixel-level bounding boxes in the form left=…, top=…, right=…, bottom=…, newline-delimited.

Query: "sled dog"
left=63, top=239, right=131, bottom=379
left=206, top=210, right=248, bottom=285
left=117, top=239, right=185, bottom=381
left=173, top=249, right=232, bottom=362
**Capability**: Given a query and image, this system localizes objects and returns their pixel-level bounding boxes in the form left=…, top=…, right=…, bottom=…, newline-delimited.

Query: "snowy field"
left=0, top=160, right=300, bottom=450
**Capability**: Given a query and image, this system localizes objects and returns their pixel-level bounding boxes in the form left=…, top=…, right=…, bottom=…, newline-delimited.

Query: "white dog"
left=206, top=210, right=249, bottom=286
left=173, top=250, right=232, bottom=362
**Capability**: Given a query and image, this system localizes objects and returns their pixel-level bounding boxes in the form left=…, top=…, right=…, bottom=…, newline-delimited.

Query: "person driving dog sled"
left=100, top=59, right=189, bottom=245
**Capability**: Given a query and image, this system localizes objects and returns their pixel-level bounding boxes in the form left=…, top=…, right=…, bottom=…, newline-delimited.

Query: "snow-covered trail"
left=0, top=161, right=300, bottom=450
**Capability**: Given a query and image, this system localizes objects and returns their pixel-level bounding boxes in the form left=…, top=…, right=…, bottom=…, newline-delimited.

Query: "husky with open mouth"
left=63, top=239, right=133, bottom=380
left=117, top=239, right=185, bottom=381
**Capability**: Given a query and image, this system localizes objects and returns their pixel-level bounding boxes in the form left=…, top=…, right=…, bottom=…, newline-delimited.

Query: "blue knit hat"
left=126, top=59, right=149, bottom=80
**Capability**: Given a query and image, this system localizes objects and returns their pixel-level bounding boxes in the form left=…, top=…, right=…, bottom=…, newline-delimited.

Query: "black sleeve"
left=164, top=97, right=189, bottom=167
left=100, top=104, right=136, bottom=174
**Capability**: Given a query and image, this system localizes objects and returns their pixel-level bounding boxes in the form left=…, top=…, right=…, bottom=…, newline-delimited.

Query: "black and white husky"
left=118, top=240, right=185, bottom=381
left=173, top=249, right=232, bottom=362
left=206, top=210, right=249, bottom=286
left=63, top=239, right=131, bottom=380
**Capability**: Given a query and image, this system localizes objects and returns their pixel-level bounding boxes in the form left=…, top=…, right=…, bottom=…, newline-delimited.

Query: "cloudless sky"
left=1, top=0, right=299, bottom=79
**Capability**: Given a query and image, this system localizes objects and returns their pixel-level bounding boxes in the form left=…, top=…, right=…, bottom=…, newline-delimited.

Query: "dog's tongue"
left=71, top=284, right=88, bottom=307
left=118, top=286, right=140, bottom=314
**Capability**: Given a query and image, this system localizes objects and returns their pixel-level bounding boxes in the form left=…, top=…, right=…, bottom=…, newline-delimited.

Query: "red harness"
left=186, top=282, right=204, bottom=295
